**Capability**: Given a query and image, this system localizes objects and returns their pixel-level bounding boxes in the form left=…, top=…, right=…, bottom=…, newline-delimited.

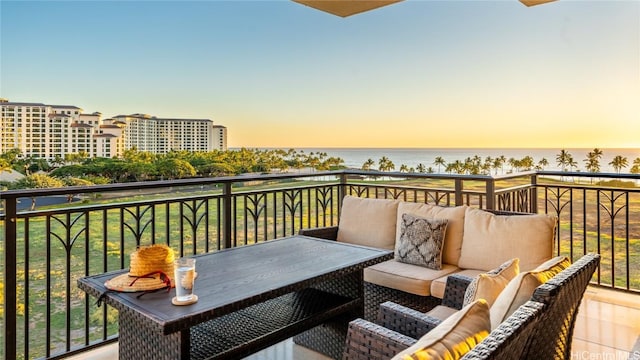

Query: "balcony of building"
left=2, top=169, right=640, bottom=360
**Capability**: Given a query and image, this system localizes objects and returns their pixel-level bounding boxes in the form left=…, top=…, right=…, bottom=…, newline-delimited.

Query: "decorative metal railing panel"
left=539, top=182, right=640, bottom=292
left=1, top=170, right=639, bottom=360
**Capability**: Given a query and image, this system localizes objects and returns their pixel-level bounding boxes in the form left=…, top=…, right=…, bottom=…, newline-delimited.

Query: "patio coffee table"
left=78, top=235, right=392, bottom=360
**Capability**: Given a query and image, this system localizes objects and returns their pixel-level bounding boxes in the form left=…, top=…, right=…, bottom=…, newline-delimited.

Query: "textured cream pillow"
left=489, top=256, right=570, bottom=329
left=463, top=258, right=520, bottom=308
left=336, top=196, right=400, bottom=250
left=396, top=202, right=467, bottom=266
left=459, top=207, right=557, bottom=272
left=392, top=299, right=491, bottom=360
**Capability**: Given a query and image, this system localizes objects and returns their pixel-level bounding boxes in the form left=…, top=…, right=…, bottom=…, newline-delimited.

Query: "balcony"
left=2, top=169, right=640, bottom=360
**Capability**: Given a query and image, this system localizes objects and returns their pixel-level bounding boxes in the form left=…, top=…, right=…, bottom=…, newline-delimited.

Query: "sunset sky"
left=1, top=0, right=638, bottom=149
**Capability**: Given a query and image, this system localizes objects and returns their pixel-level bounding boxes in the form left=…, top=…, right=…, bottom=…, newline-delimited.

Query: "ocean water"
left=291, top=148, right=640, bottom=174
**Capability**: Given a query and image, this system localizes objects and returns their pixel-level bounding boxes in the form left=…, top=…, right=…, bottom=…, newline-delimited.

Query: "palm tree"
left=464, top=157, right=480, bottom=175
left=537, top=158, right=549, bottom=171
left=492, top=156, right=505, bottom=175
left=584, top=148, right=603, bottom=173
left=445, top=163, right=455, bottom=174
left=399, top=164, right=409, bottom=173
left=556, top=149, right=572, bottom=172
left=520, top=156, right=535, bottom=171
left=593, top=148, right=604, bottom=159
left=483, top=156, right=493, bottom=175
left=378, top=156, right=394, bottom=172
left=416, top=163, right=426, bottom=173
left=362, top=158, right=375, bottom=171
left=567, top=155, right=578, bottom=172
left=630, top=157, right=640, bottom=174
left=447, top=160, right=464, bottom=174
left=508, top=157, right=518, bottom=173
left=433, top=156, right=446, bottom=173
left=609, top=155, right=628, bottom=174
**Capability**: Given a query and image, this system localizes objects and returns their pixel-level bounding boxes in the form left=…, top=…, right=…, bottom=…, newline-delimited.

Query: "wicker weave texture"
left=461, top=301, right=544, bottom=359
left=342, top=318, right=417, bottom=360
left=524, top=253, right=600, bottom=360
left=377, top=301, right=441, bottom=339
left=364, top=282, right=440, bottom=321
left=293, top=313, right=352, bottom=360
left=292, top=272, right=363, bottom=358
left=342, top=254, right=600, bottom=360
left=298, top=226, right=339, bottom=240
left=119, top=306, right=183, bottom=360
left=190, top=288, right=352, bottom=359
left=441, top=274, right=473, bottom=309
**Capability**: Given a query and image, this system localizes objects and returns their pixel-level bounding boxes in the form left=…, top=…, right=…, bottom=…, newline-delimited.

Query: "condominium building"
left=109, top=114, right=227, bottom=154
left=0, top=99, right=227, bottom=161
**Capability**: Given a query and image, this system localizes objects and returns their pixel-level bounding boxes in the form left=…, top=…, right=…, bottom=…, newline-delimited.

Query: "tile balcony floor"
left=69, top=287, right=640, bottom=360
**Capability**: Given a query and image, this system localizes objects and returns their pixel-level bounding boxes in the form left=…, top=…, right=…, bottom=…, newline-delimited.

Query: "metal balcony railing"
left=1, top=169, right=639, bottom=360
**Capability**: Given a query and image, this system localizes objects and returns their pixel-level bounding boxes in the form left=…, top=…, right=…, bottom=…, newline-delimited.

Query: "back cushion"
left=396, top=202, right=467, bottom=266
left=489, top=256, right=570, bottom=329
left=336, top=196, right=400, bottom=250
left=392, top=299, right=491, bottom=360
left=458, top=207, right=557, bottom=272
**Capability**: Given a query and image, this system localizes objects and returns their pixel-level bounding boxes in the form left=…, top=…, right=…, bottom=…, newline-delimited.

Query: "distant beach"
left=247, top=148, right=640, bottom=174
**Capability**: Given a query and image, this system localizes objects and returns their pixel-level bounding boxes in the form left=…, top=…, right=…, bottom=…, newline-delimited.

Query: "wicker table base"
left=79, top=237, right=393, bottom=360
left=118, top=286, right=358, bottom=360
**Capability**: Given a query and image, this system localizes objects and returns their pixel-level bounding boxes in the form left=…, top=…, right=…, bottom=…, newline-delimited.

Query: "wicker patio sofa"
left=299, top=195, right=558, bottom=321
left=342, top=253, right=600, bottom=360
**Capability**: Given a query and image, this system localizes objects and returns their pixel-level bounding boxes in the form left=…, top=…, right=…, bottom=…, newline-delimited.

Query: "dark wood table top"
left=78, top=235, right=392, bottom=335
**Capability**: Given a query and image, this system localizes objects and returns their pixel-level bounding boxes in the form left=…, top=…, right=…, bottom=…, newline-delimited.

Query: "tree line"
left=0, top=148, right=345, bottom=190
left=2, top=147, right=640, bottom=191
left=360, top=148, right=640, bottom=175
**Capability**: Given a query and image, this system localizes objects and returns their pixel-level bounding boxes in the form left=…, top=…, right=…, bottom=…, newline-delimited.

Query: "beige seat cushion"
left=459, top=207, right=557, bottom=272
left=425, top=305, right=459, bottom=321
left=397, top=202, right=468, bottom=266
left=364, top=260, right=460, bottom=296
left=431, top=269, right=483, bottom=299
left=336, top=196, right=400, bottom=250
left=392, top=299, right=491, bottom=360
left=489, top=256, right=570, bottom=329
left=463, top=258, right=520, bottom=308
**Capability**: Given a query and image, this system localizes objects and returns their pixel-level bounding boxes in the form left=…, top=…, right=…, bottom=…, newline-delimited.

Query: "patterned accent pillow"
left=396, top=213, right=448, bottom=270
left=463, top=258, right=520, bottom=307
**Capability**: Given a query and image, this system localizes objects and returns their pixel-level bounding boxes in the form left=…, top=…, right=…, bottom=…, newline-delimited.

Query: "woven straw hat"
left=105, top=244, right=176, bottom=292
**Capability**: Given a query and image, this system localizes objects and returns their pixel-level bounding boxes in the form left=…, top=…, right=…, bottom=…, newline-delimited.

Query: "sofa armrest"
left=343, top=318, right=417, bottom=360
left=377, top=301, right=442, bottom=339
left=441, top=274, right=474, bottom=310
left=298, top=226, right=339, bottom=240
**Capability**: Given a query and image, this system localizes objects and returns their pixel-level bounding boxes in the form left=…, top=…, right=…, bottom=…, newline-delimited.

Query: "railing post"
left=485, top=178, right=495, bottom=210
left=530, top=174, right=538, bottom=213
left=339, top=173, right=347, bottom=201
left=222, top=182, right=232, bottom=249
left=3, top=196, right=17, bottom=360
left=454, top=179, right=463, bottom=206
left=338, top=173, right=348, bottom=221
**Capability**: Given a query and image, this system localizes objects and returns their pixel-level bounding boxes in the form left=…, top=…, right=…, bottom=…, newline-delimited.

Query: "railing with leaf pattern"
left=1, top=169, right=639, bottom=360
